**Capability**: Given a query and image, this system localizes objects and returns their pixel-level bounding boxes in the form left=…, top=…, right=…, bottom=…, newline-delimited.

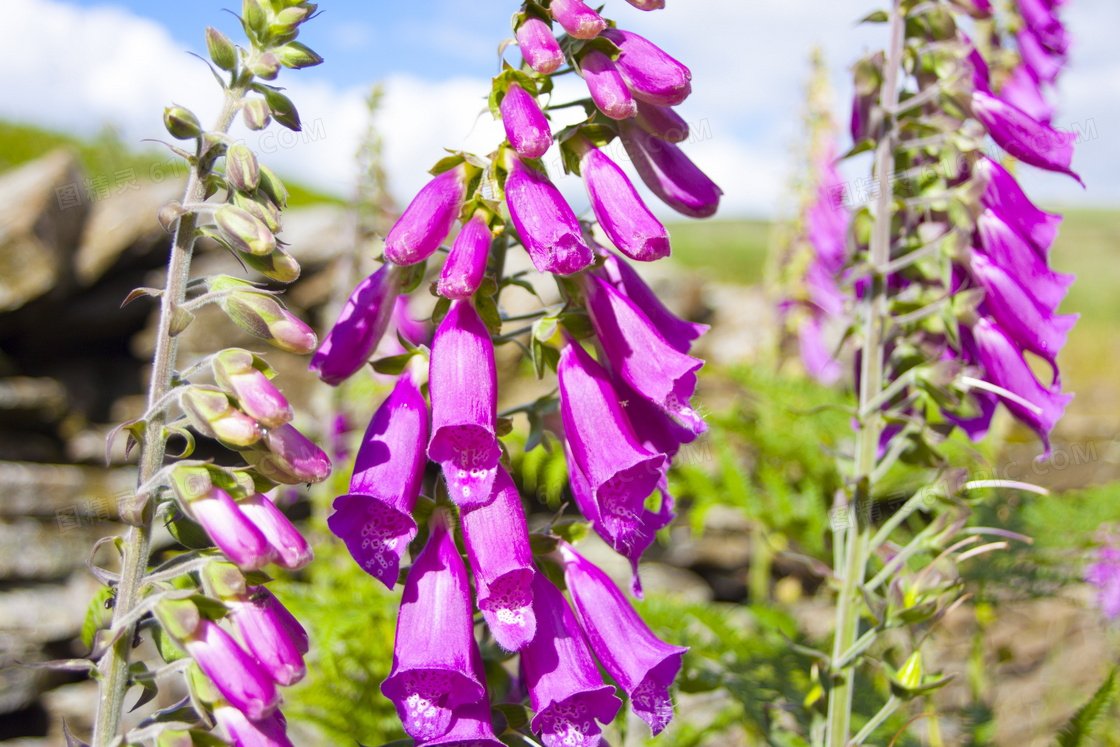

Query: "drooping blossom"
left=185, top=619, right=280, bottom=721
left=381, top=510, right=486, bottom=741
left=970, top=90, right=1082, bottom=183
left=560, top=542, right=686, bottom=734
left=460, top=466, right=536, bottom=651
left=214, top=704, right=294, bottom=747
left=550, top=0, right=606, bottom=39
left=237, top=491, right=313, bottom=570
left=384, top=164, right=471, bottom=265
left=583, top=273, right=706, bottom=433
left=428, top=300, right=500, bottom=508
left=516, top=15, right=564, bottom=74
left=619, top=118, right=722, bottom=218
left=634, top=100, right=689, bottom=142
left=579, top=49, right=638, bottom=121
left=504, top=152, right=593, bottom=275
left=974, top=156, right=1062, bottom=254
left=248, top=423, right=331, bottom=485
left=501, top=82, right=553, bottom=160
left=600, top=28, right=692, bottom=107
left=180, top=483, right=275, bottom=571
left=520, top=573, right=623, bottom=747
left=310, top=262, right=402, bottom=386
left=329, top=366, right=429, bottom=589
left=595, top=253, right=708, bottom=354
left=573, top=137, right=670, bottom=262
left=438, top=211, right=492, bottom=300
left=228, top=586, right=308, bottom=687
left=214, top=349, right=293, bottom=429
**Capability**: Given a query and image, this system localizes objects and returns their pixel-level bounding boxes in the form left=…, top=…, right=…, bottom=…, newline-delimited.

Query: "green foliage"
left=665, top=219, right=773, bottom=285
left=1057, top=667, right=1118, bottom=747
left=671, top=363, right=852, bottom=557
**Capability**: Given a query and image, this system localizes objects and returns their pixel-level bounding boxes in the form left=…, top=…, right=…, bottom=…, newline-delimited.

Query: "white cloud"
left=2, top=0, right=1116, bottom=219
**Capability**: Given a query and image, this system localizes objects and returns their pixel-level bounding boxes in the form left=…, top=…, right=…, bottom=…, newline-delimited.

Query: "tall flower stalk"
left=88, top=3, right=326, bottom=746
left=823, top=0, right=1078, bottom=743
left=313, top=1, right=717, bottom=743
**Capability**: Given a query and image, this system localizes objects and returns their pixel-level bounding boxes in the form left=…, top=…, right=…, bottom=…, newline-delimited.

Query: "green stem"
left=825, top=3, right=904, bottom=745
left=852, top=695, right=902, bottom=745
left=91, top=83, right=247, bottom=747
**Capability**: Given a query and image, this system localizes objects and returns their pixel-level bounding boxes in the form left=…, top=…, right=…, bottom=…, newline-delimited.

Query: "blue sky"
left=9, top=0, right=1119, bottom=217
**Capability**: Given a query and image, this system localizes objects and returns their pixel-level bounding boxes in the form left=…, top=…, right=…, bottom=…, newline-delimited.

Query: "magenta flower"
left=566, top=440, right=674, bottom=598
left=619, top=119, right=722, bottom=218
left=461, top=466, right=536, bottom=651
left=798, top=316, right=843, bottom=385
left=625, top=0, right=665, bottom=9
left=186, top=487, right=275, bottom=571
left=516, top=16, right=564, bottom=75
left=550, top=0, right=605, bottom=39
left=1086, top=546, right=1120, bottom=620
left=384, top=164, right=470, bottom=266
left=559, top=339, right=667, bottom=544
left=520, top=573, right=623, bottom=747
left=574, top=141, right=669, bottom=262
left=596, top=254, right=707, bottom=354
left=974, top=156, right=1062, bottom=254
left=185, top=618, right=280, bottom=721
left=228, top=586, right=307, bottom=686
left=583, top=273, right=706, bottom=433
left=976, top=208, right=1073, bottom=312
left=970, top=90, right=1081, bottom=183
left=381, top=510, right=486, bottom=741
left=601, top=28, right=692, bottom=107
left=428, top=300, right=500, bottom=508
left=237, top=492, right=313, bottom=570
left=215, top=350, right=293, bottom=429
left=970, top=251, right=1077, bottom=373
left=439, top=211, right=491, bottom=300
left=423, top=697, right=505, bottom=747
left=968, top=316, right=1072, bottom=454
left=999, top=65, right=1053, bottom=124
left=579, top=48, right=638, bottom=120
left=560, top=542, right=686, bottom=735
left=501, top=81, right=553, bottom=160
left=214, top=705, right=294, bottom=747
left=1017, top=28, right=1064, bottom=84
left=310, top=263, right=402, bottom=386
left=1017, top=0, right=1068, bottom=54
left=329, top=368, right=429, bottom=589
left=634, top=100, right=689, bottom=142
left=251, top=424, right=331, bottom=485
left=504, top=153, right=593, bottom=275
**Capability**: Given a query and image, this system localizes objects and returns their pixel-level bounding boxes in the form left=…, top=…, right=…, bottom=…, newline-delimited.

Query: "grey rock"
left=0, top=150, right=88, bottom=312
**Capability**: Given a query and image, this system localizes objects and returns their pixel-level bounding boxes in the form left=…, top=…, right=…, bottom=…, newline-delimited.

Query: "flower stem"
left=825, top=2, right=904, bottom=745
left=92, top=82, right=247, bottom=747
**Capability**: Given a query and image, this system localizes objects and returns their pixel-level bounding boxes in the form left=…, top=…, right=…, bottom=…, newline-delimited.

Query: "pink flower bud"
left=214, top=350, right=293, bottom=429
left=250, top=424, right=332, bottom=485
left=634, top=100, right=689, bottom=142
left=500, top=82, right=553, bottom=159
left=185, top=619, right=280, bottom=721
left=550, top=0, right=606, bottom=39
left=384, top=165, right=470, bottom=266
left=438, top=212, right=491, bottom=300
left=601, top=28, right=692, bottom=107
left=504, top=153, right=593, bottom=275
left=515, top=16, right=564, bottom=74
left=238, top=492, right=313, bottom=570
left=579, top=49, right=637, bottom=120
left=310, top=263, right=402, bottom=385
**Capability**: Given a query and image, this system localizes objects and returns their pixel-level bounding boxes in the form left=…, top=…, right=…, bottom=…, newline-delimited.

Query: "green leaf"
left=82, top=587, right=115, bottom=649
left=859, top=9, right=890, bottom=23
left=1057, top=667, right=1118, bottom=747
left=492, top=703, right=530, bottom=732
left=371, top=352, right=415, bottom=376
left=476, top=295, right=502, bottom=335
left=151, top=624, right=187, bottom=664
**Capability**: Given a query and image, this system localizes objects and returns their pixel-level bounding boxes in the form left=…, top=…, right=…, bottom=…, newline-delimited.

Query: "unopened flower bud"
left=214, top=349, right=293, bottom=429
left=262, top=88, right=301, bottom=131
left=240, top=244, right=301, bottom=284
left=154, top=598, right=202, bottom=642
left=580, top=49, right=637, bottom=120
left=202, top=561, right=248, bottom=600
left=516, top=16, right=564, bottom=75
left=164, top=106, right=202, bottom=140
left=600, top=28, right=692, bottom=107
left=226, top=144, right=260, bottom=192
left=215, top=204, right=275, bottom=256
left=273, top=5, right=313, bottom=33
left=384, top=164, right=471, bottom=266
left=247, top=424, right=331, bottom=485
left=181, top=387, right=263, bottom=447
left=233, top=191, right=282, bottom=233
left=215, top=284, right=317, bottom=354
left=242, top=0, right=269, bottom=36
left=550, top=0, right=606, bottom=39
left=258, top=164, right=289, bottom=208
left=438, top=212, right=491, bottom=300
left=276, top=41, right=323, bottom=69
left=249, top=52, right=281, bottom=81
left=185, top=618, right=280, bottom=720
left=310, top=263, right=402, bottom=385
left=242, top=98, right=271, bottom=131
left=206, top=27, right=238, bottom=72
left=625, top=0, right=666, bottom=10
left=500, top=81, right=552, bottom=159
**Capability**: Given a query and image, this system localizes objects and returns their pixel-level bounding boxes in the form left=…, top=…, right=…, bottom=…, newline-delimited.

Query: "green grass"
left=665, top=218, right=772, bottom=284
left=0, top=119, right=343, bottom=208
